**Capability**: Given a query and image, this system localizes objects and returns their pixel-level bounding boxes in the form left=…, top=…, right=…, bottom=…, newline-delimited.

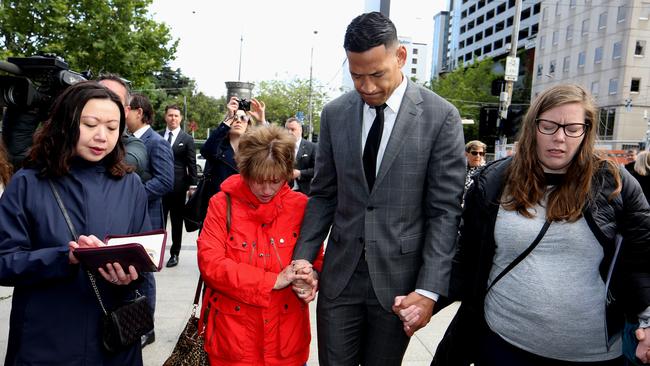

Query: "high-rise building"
left=533, top=0, right=650, bottom=147
left=432, top=11, right=451, bottom=78
left=433, top=0, right=541, bottom=75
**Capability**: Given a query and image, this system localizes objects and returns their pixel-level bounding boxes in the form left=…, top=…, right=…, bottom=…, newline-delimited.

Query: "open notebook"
left=74, top=229, right=167, bottom=272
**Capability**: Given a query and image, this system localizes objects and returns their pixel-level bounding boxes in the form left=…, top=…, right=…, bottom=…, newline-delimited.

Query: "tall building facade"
left=533, top=0, right=650, bottom=147
left=400, top=37, right=429, bottom=83
left=436, top=0, right=541, bottom=75
left=432, top=11, right=451, bottom=77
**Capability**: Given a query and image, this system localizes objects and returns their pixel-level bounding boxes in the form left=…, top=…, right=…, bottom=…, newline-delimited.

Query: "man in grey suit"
left=291, top=12, right=465, bottom=365
left=285, top=117, right=316, bottom=195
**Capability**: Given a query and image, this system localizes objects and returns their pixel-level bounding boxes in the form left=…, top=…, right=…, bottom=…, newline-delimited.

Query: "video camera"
left=0, top=54, right=89, bottom=167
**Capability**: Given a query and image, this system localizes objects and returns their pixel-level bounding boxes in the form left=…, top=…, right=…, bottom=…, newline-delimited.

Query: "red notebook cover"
left=73, top=229, right=167, bottom=272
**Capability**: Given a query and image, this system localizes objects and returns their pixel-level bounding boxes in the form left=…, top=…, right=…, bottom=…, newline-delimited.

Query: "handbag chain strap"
left=48, top=180, right=108, bottom=316
left=486, top=220, right=551, bottom=294
left=192, top=193, right=231, bottom=316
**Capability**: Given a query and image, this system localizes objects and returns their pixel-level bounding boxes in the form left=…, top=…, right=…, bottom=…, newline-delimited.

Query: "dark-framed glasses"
left=470, top=151, right=485, bottom=156
left=535, top=118, right=589, bottom=138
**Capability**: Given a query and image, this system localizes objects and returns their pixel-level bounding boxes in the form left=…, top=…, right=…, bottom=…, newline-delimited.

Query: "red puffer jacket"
left=197, top=174, right=323, bottom=366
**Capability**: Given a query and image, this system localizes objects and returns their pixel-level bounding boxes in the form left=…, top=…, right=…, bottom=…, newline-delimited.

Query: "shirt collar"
left=133, top=124, right=151, bottom=139
left=364, top=74, right=407, bottom=114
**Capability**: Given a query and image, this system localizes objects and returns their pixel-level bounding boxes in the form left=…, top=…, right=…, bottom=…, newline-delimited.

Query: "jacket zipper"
left=270, top=238, right=284, bottom=270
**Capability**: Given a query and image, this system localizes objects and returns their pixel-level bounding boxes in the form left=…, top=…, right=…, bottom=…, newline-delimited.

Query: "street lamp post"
left=308, top=30, right=317, bottom=142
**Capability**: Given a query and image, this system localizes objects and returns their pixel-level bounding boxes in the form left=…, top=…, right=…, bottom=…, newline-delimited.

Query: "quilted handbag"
left=101, top=292, right=154, bottom=352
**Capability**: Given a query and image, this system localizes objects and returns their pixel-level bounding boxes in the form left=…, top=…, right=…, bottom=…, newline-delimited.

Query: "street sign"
left=504, top=56, right=520, bottom=82
left=296, top=111, right=305, bottom=122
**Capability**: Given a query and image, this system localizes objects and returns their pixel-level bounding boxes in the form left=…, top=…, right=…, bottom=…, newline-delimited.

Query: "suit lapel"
left=374, top=81, right=422, bottom=189
left=345, top=97, right=368, bottom=194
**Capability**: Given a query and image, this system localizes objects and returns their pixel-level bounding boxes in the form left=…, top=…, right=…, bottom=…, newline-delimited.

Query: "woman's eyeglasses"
left=234, top=115, right=250, bottom=123
left=535, top=118, right=589, bottom=138
left=469, top=151, right=485, bottom=156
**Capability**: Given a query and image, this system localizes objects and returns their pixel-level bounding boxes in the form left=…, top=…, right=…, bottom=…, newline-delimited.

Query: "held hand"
left=98, top=262, right=139, bottom=285
left=392, top=292, right=435, bottom=337
left=274, top=263, right=311, bottom=290
left=249, top=98, right=266, bottom=124
left=292, top=268, right=319, bottom=303
left=292, top=169, right=301, bottom=179
left=68, top=235, right=104, bottom=264
left=635, top=327, right=650, bottom=363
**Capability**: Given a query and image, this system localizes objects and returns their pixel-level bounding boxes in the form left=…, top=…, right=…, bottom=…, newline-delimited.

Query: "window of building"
left=506, top=35, right=512, bottom=44
left=412, top=58, right=417, bottom=64
left=509, top=0, right=515, bottom=8
left=485, top=26, right=494, bottom=37
left=495, top=20, right=505, bottom=32
left=617, top=5, right=627, bottom=22
left=468, top=20, right=475, bottom=30
left=598, top=108, right=616, bottom=140
left=462, top=10, right=467, bottom=18
left=484, top=44, right=492, bottom=54
left=563, top=56, right=571, bottom=72
left=478, top=0, right=486, bottom=9
left=466, top=36, right=474, bottom=46
left=549, top=60, right=556, bottom=74
left=598, top=12, right=607, bottom=29
left=555, top=1, right=561, bottom=16
left=411, top=68, right=417, bottom=74
left=635, top=40, right=646, bottom=56
left=534, top=2, right=541, bottom=14
left=475, top=31, right=484, bottom=41
left=631, top=78, right=641, bottom=93
left=519, top=28, right=528, bottom=40
left=413, top=48, right=418, bottom=55
left=570, top=0, right=577, bottom=8
left=591, top=81, right=600, bottom=96
left=507, top=16, right=513, bottom=27
left=613, top=41, right=622, bottom=59
left=486, top=9, right=495, bottom=20
left=522, top=7, right=531, bottom=20
left=552, top=31, right=559, bottom=45
left=609, top=78, right=618, bottom=94
left=537, top=64, right=543, bottom=77
left=531, top=23, right=539, bottom=36
left=458, top=56, right=464, bottom=65
left=540, top=35, right=546, bottom=49
left=494, top=39, right=503, bottom=49
left=566, top=24, right=573, bottom=40
left=477, top=15, right=484, bottom=25
left=461, top=25, right=466, bottom=33
left=595, top=46, right=603, bottom=63
left=474, top=48, right=482, bottom=57
left=465, top=53, right=472, bottom=61
left=497, top=3, right=506, bottom=14
left=582, top=19, right=590, bottom=36
left=469, top=4, right=476, bottom=14
left=459, top=40, right=465, bottom=48
left=578, top=51, right=586, bottom=67
left=542, top=7, right=548, bottom=21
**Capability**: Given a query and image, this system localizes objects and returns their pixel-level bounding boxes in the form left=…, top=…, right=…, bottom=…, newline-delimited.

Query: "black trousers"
left=162, top=190, right=185, bottom=257
left=477, top=327, right=624, bottom=366
left=316, top=257, right=410, bottom=366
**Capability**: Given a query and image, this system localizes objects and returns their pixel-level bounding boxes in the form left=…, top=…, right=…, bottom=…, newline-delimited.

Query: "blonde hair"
left=503, top=84, right=621, bottom=222
left=634, top=151, right=650, bottom=176
left=236, top=125, right=295, bottom=182
left=465, top=140, right=486, bottom=152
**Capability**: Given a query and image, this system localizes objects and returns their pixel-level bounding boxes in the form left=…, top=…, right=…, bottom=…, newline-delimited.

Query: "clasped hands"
left=68, top=234, right=139, bottom=286
left=273, top=259, right=318, bottom=303
left=392, top=292, right=436, bottom=337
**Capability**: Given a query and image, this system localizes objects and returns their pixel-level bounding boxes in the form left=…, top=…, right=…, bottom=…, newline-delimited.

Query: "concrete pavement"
left=0, top=226, right=458, bottom=365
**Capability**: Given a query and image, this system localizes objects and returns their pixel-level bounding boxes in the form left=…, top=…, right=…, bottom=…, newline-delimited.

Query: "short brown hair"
left=236, top=126, right=295, bottom=182
left=129, top=94, right=154, bottom=124
left=465, top=140, right=486, bottom=153
left=165, top=104, right=181, bottom=113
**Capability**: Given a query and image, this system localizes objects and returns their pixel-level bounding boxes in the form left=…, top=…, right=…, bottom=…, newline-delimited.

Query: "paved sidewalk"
left=0, top=226, right=458, bottom=365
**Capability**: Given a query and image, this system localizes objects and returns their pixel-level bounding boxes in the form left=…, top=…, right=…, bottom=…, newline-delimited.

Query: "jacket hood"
left=220, top=174, right=292, bottom=224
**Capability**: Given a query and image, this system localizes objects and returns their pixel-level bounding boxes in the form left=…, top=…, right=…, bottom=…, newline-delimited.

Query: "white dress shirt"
left=164, top=126, right=181, bottom=146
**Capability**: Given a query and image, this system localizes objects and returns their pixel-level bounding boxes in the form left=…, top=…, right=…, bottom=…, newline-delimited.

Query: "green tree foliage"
left=255, top=78, right=328, bottom=134
left=0, top=0, right=177, bottom=86
left=429, top=58, right=499, bottom=141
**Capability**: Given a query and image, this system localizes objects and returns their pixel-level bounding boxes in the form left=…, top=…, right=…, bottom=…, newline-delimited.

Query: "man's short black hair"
left=129, top=93, right=154, bottom=124
left=344, top=12, right=398, bottom=53
left=97, top=73, right=131, bottom=99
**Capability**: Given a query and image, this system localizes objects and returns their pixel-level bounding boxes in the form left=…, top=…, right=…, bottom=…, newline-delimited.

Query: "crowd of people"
left=0, top=10, right=649, bottom=366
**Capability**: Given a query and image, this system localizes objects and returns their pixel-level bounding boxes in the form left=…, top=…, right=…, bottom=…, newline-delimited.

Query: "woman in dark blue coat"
left=0, top=82, right=151, bottom=365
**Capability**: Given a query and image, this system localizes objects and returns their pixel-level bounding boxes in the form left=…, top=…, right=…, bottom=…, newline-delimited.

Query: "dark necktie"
left=167, top=131, right=173, bottom=144
left=363, top=104, right=387, bottom=191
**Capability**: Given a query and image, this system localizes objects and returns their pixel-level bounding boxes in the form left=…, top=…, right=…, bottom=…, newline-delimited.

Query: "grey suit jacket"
left=293, top=80, right=465, bottom=311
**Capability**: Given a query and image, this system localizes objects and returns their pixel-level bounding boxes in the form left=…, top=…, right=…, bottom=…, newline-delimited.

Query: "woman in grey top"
left=434, top=84, right=650, bottom=365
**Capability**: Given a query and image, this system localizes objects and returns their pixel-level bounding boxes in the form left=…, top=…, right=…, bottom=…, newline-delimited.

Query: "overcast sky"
left=149, top=0, right=446, bottom=98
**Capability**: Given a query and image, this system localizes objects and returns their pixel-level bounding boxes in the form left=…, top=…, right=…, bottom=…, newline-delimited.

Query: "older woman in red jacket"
left=197, top=125, right=322, bottom=366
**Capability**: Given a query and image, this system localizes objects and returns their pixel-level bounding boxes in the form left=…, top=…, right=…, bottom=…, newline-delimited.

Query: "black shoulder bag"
left=48, top=180, right=153, bottom=352
left=432, top=220, right=551, bottom=366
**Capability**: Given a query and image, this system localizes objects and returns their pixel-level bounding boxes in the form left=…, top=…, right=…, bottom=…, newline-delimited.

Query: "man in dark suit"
left=160, top=104, right=197, bottom=268
left=291, top=12, right=465, bottom=365
left=127, top=94, right=174, bottom=230
left=285, top=117, right=316, bottom=195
